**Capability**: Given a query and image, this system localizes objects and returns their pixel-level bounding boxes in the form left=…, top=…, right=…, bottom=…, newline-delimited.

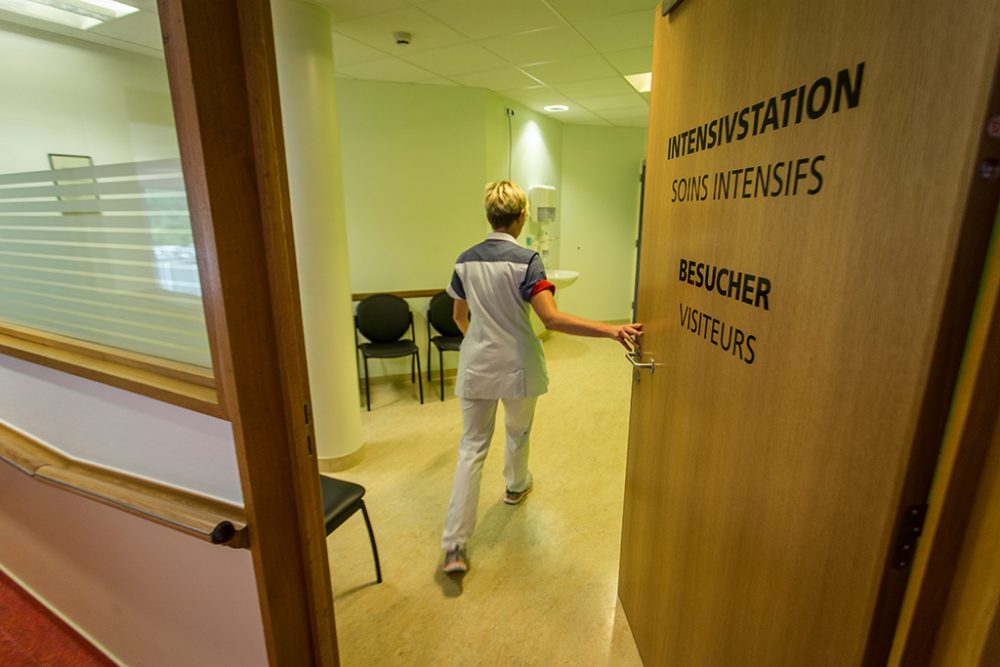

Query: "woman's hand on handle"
left=610, top=322, right=643, bottom=352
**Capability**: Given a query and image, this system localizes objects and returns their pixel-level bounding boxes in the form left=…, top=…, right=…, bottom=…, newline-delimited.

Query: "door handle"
left=625, top=351, right=655, bottom=375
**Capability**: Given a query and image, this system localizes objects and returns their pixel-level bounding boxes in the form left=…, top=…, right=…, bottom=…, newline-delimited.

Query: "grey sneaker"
left=442, top=547, right=468, bottom=574
left=504, top=484, right=533, bottom=505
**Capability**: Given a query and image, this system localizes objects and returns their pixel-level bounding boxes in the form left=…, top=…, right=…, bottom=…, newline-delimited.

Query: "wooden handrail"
left=351, top=289, right=443, bottom=301
left=0, top=423, right=248, bottom=548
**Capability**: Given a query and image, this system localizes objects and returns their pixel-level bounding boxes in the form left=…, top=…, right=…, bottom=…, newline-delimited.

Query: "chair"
left=426, top=291, right=464, bottom=401
left=355, top=294, right=423, bottom=411
left=319, top=475, right=382, bottom=584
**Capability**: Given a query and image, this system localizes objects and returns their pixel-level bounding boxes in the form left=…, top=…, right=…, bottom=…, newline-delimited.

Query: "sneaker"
left=442, top=547, right=468, bottom=574
left=504, top=484, right=533, bottom=505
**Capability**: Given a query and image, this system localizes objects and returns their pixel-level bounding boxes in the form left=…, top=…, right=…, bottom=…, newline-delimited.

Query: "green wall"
left=335, top=78, right=646, bottom=376
left=559, top=125, right=646, bottom=321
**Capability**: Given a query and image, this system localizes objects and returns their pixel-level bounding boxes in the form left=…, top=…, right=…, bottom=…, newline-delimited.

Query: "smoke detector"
left=393, top=31, right=412, bottom=45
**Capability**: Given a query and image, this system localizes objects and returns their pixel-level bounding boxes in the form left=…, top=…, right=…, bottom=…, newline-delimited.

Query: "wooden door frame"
left=865, top=51, right=1000, bottom=666
left=158, top=1, right=337, bottom=664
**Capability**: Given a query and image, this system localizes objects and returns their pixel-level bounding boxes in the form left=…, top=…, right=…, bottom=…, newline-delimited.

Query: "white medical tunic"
left=447, top=232, right=554, bottom=399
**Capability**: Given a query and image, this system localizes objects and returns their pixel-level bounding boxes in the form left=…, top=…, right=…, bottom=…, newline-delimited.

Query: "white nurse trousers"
left=441, top=396, right=537, bottom=550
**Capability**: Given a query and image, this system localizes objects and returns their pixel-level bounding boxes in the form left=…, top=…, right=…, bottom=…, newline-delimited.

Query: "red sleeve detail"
left=531, top=280, right=556, bottom=297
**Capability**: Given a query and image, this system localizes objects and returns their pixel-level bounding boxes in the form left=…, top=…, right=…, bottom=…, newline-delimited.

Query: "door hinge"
left=891, top=503, right=928, bottom=569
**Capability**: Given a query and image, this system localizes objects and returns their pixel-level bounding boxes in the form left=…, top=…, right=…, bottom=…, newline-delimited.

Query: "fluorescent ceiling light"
left=0, top=0, right=138, bottom=30
left=543, top=105, right=569, bottom=112
left=625, top=72, right=653, bottom=93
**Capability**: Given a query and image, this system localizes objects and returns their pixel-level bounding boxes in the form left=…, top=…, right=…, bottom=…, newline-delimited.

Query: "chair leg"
left=360, top=501, right=382, bottom=584
left=414, top=350, right=423, bottom=404
left=410, top=353, right=415, bottom=383
left=439, top=348, right=445, bottom=401
left=363, top=355, right=371, bottom=411
left=426, top=320, right=432, bottom=382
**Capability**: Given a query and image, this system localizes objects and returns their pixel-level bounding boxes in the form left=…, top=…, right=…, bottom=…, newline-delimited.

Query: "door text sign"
left=666, top=62, right=864, bottom=203
left=666, top=62, right=866, bottom=365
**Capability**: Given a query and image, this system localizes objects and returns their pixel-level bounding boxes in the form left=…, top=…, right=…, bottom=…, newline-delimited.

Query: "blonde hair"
left=484, top=180, right=527, bottom=229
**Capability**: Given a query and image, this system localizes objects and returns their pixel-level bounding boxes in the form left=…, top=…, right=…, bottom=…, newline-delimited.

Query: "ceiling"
left=324, top=0, right=658, bottom=128
left=0, top=0, right=658, bottom=128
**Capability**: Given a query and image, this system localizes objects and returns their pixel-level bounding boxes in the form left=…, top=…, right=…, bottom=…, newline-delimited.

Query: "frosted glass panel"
left=0, top=13, right=211, bottom=369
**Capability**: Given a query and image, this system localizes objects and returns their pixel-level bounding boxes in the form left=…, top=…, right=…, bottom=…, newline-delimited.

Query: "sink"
left=547, top=269, right=580, bottom=289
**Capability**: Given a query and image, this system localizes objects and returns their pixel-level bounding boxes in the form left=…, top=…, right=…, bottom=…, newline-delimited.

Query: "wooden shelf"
left=0, top=423, right=247, bottom=548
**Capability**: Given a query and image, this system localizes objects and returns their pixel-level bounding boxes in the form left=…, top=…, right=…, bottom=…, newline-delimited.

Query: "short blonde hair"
left=484, top=180, right=527, bottom=229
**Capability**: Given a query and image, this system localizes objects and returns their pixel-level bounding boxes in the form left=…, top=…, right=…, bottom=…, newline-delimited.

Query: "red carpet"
left=0, top=571, right=113, bottom=666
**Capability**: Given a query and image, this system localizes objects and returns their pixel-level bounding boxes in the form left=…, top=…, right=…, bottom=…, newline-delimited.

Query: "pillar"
left=270, top=0, right=362, bottom=466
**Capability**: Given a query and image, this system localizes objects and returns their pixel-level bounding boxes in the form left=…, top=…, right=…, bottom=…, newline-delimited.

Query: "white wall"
left=559, top=125, right=647, bottom=321
left=336, top=79, right=489, bottom=295
left=0, top=464, right=266, bottom=667
left=0, top=25, right=179, bottom=173
left=0, top=356, right=242, bottom=502
left=485, top=92, right=564, bottom=270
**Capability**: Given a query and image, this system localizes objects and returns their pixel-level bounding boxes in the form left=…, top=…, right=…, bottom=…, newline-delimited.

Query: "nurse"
left=441, top=180, right=643, bottom=574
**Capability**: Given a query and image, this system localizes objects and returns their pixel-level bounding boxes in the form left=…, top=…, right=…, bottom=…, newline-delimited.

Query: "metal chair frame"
left=354, top=294, right=424, bottom=411
left=425, top=291, right=464, bottom=401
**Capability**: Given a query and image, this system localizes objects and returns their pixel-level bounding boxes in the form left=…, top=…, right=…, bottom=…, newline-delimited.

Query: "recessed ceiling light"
left=543, top=105, right=569, bottom=112
left=0, top=0, right=138, bottom=30
left=625, top=72, right=652, bottom=93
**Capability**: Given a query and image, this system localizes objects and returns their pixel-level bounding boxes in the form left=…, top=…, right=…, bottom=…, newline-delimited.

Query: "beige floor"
left=326, top=334, right=644, bottom=666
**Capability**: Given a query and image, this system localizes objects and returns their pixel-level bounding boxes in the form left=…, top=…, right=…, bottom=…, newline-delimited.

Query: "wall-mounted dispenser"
left=529, top=185, right=557, bottom=223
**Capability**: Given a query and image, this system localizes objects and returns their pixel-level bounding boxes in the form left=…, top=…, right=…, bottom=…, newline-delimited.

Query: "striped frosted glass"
left=0, top=159, right=212, bottom=368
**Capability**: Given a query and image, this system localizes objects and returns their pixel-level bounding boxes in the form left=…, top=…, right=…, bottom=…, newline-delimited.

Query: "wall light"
left=625, top=72, right=652, bottom=93
left=0, top=0, right=138, bottom=30
left=543, top=105, right=569, bottom=112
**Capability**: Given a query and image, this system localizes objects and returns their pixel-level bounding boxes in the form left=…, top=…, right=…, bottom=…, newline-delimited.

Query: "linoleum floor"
left=326, top=334, right=643, bottom=666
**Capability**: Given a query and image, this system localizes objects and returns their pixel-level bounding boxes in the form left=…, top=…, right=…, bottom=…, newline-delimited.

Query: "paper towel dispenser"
left=529, top=185, right=557, bottom=223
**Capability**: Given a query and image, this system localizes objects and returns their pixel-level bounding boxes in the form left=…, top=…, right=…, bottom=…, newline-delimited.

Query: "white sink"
left=547, top=269, right=580, bottom=289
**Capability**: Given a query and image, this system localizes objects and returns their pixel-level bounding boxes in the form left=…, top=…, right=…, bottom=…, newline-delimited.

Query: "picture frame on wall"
left=48, top=153, right=98, bottom=215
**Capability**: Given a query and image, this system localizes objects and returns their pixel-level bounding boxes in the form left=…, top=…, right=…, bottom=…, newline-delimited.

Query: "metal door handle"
left=625, top=351, right=654, bottom=374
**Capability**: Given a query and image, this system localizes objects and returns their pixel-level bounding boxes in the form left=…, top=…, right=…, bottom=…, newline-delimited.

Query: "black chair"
left=355, top=294, right=423, bottom=411
left=319, top=475, right=382, bottom=584
left=426, top=291, right=464, bottom=401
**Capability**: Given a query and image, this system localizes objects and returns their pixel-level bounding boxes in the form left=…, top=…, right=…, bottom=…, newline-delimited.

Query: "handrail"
left=351, top=289, right=442, bottom=301
left=0, top=423, right=248, bottom=548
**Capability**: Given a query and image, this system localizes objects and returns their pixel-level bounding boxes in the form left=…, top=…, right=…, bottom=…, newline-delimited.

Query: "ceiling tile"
left=479, top=26, right=596, bottom=66
left=521, top=55, right=619, bottom=85
left=595, top=106, right=650, bottom=120
left=497, top=86, right=573, bottom=112
left=604, top=47, right=654, bottom=76
left=400, top=42, right=508, bottom=77
left=321, top=0, right=410, bottom=21
left=451, top=67, right=541, bottom=90
left=554, top=110, right=612, bottom=126
left=337, top=57, right=438, bottom=83
left=418, top=0, right=562, bottom=40
left=574, top=9, right=655, bottom=53
left=332, top=6, right=469, bottom=53
left=606, top=117, right=650, bottom=128
left=577, top=92, right=648, bottom=111
left=554, top=77, right=635, bottom=99
left=332, top=34, right=391, bottom=67
left=545, top=0, right=659, bottom=22
left=419, top=77, right=461, bottom=86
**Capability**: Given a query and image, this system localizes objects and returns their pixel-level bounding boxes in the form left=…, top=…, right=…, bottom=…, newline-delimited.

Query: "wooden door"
left=618, top=1, right=1000, bottom=665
